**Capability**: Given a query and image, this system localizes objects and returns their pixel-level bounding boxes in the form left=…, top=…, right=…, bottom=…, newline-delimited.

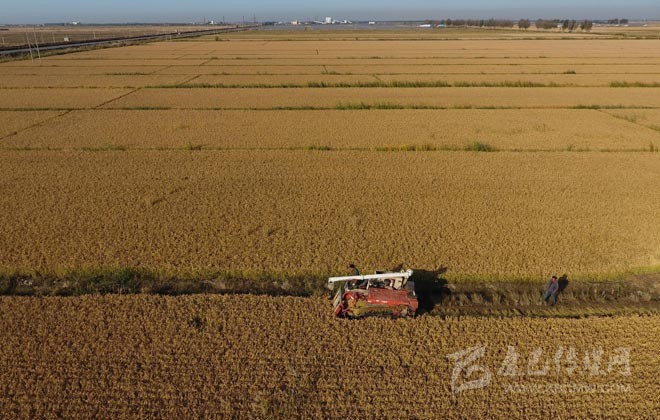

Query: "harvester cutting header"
left=328, top=268, right=418, bottom=318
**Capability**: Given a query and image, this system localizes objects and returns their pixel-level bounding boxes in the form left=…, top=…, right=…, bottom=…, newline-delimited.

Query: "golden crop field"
left=0, top=88, right=132, bottom=109
left=0, top=74, right=190, bottom=88
left=94, top=87, right=660, bottom=109
left=1, top=150, right=659, bottom=278
left=1, top=109, right=656, bottom=151
left=0, top=110, right=64, bottom=137
left=0, top=295, right=657, bottom=418
left=0, top=29, right=659, bottom=281
left=2, top=26, right=660, bottom=419
left=0, top=65, right=170, bottom=75
left=183, top=73, right=660, bottom=88
left=603, top=109, right=660, bottom=131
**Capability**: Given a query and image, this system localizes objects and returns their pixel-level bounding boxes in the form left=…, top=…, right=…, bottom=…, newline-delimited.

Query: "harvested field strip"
left=2, top=266, right=660, bottom=313
left=0, top=295, right=657, bottom=418
left=3, top=109, right=658, bottom=152
left=1, top=151, right=659, bottom=277
left=101, top=87, right=660, bottom=109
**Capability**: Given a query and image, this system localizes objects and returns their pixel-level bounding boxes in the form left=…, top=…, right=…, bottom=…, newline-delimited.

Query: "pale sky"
left=1, top=0, right=657, bottom=24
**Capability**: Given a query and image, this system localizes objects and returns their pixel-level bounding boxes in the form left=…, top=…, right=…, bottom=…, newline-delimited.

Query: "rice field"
left=1, top=150, right=659, bottom=278
left=1, top=27, right=660, bottom=418
left=1, top=30, right=660, bottom=279
left=0, top=88, right=132, bottom=109
left=0, top=74, right=190, bottom=88
left=97, top=87, right=660, bottom=109
left=1, top=109, right=657, bottom=151
left=0, top=295, right=657, bottom=418
left=0, top=110, right=64, bottom=137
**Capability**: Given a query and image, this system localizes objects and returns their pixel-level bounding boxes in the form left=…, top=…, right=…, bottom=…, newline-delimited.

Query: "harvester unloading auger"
left=328, top=269, right=418, bottom=318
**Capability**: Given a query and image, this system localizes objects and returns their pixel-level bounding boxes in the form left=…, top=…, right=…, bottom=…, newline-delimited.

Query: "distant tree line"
left=534, top=19, right=594, bottom=32
left=430, top=18, right=594, bottom=32
left=434, top=19, right=516, bottom=28
left=606, top=18, right=629, bottom=25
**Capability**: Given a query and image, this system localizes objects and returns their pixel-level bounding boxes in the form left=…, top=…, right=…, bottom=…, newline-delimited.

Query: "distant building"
left=325, top=17, right=332, bottom=24
left=368, top=21, right=376, bottom=25
left=291, top=20, right=300, bottom=25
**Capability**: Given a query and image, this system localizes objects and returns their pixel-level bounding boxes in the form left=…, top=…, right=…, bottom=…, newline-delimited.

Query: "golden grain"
left=1, top=151, right=659, bottom=278
left=2, top=109, right=655, bottom=151
left=0, top=295, right=656, bottom=418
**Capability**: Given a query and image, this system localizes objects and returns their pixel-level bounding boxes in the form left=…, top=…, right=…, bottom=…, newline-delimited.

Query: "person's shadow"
left=557, top=274, right=570, bottom=302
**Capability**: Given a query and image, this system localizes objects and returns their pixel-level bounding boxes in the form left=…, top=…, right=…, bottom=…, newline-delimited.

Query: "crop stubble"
left=0, top=295, right=656, bottom=418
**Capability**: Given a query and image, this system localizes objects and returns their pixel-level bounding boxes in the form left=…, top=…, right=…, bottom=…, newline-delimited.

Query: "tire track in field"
left=598, top=109, right=660, bottom=140
left=0, top=110, right=72, bottom=142
left=176, top=75, right=201, bottom=86
left=92, top=88, right=142, bottom=109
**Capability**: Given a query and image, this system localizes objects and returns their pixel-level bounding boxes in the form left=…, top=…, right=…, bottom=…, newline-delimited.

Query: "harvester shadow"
left=411, top=266, right=451, bottom=315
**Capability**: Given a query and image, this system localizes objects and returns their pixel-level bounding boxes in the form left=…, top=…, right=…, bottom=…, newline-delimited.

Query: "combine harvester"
left=328, top=269, right=418, bottom=318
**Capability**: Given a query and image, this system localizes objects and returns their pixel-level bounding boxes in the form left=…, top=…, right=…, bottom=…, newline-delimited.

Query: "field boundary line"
left=93, top=88, right=142, bottom=109
left=6, top=105, right=660, bottom=112
left=598, top=109, right=660, bottom=137
left=1, top=146, right=658, bottom=154
left=150, top=65, right=173, bottom=75
left=176, top=75, right=201, bottom=86
left=0, top=110, right=72, bottom=142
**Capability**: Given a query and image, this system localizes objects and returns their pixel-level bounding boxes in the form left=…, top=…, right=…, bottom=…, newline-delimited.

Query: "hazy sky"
left=1, top=0, right=658, bottom=24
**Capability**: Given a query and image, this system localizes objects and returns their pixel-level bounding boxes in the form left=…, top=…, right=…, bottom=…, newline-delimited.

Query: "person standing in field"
left=349, top=263, right=368, bottom=288
left=349, top=263, right=360, bottom=277
left=544, top=275, right=559, bottom=305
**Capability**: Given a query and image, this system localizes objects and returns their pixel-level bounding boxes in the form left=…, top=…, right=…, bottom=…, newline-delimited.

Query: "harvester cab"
left=328, top=269, right=418, bottom=318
